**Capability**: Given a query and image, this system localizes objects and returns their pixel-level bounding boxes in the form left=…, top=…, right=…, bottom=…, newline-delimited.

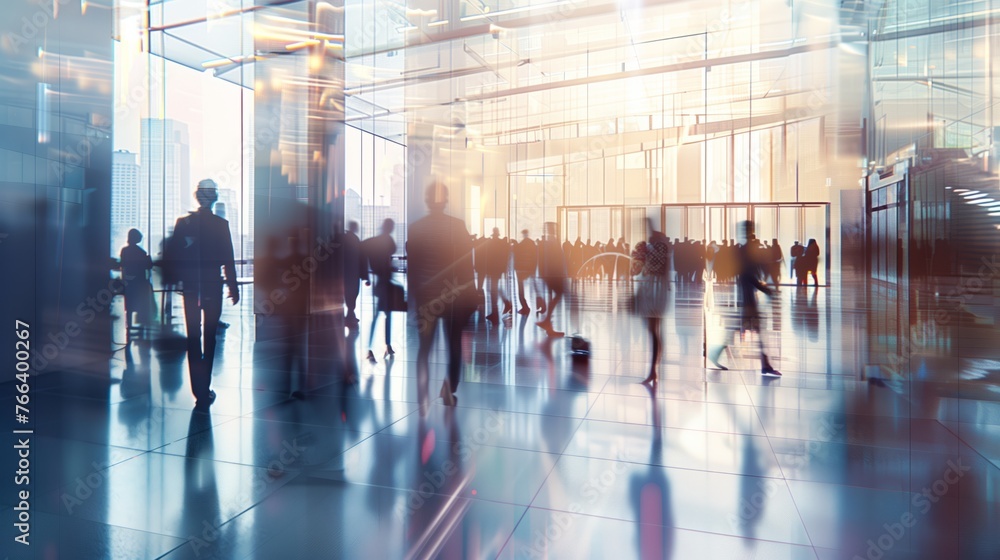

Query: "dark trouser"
left=417, top=305, right=469, bottom=393
left=368, top=275, right=391, bottom=348
left=516, top=270, right=531, bottom=309
left=475, top=269, right=486, bottom=292
left=647, top=317, right=662, bottom=377
left=742, top=308, right=772, bottom=370
left=487, top=273, right=509, bottom=315
left=183, top=284, right=223, bottom=400
left=542, top=276, right=566, bottom=320
left=279, top=315, right=307, bottom=393
left=345, top=281, right=360, bottom=320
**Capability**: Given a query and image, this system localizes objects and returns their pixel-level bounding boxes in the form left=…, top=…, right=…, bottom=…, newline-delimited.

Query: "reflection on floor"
left=7, top=279, right=1000, bottom=559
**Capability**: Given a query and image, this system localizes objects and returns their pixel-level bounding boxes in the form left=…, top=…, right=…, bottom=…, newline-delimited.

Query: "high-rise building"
left=216, top=186, right=242, bottom=262
left=140, top=118, right=190, bottom=257
left=111, top=150, right=140, bottom=254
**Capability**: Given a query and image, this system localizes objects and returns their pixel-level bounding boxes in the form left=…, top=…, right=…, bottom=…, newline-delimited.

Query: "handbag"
left=388, top=282, right=407, bottom=312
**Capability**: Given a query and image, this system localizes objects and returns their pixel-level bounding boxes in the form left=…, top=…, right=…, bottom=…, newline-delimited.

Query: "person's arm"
left=457, top=224, right=475, bottom=285
left=358, top=244, right=369, bottom=283
left=753, top=272, right=774, bottom=296
left=362, top=242, right=373, bottom=285
left=222, top=223, right=240, bottom=304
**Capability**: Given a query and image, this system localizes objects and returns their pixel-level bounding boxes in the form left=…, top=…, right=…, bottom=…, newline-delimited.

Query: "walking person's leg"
left=642, top=317, right=662, bottom=385
left=367, top=281, right=381, bottom=361
left=367, top=304, right=379, bottom=350
left=200, top=287, right=224, bottom=399
left=501, top=272, right=512, bottom=314
left=384, top=308, right=393, bottom=355
left=183, top=291, right=206, bottom=399
left=446, top=312, right=464, bottom=393
left=517, top=270, right=529, bottom=313
left=539, top=279, right=565, bottom=336
left=536, top=277, right=547, bottom=314
left=487, top=274, right=499, bottom=320
left=754, top=315, right=780, bottom=377
left=417, top=313, right=436, bottom=412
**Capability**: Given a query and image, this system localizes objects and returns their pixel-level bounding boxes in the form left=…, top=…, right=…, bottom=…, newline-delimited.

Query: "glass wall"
left=345, top=125, right=407, bottom=250
left=116, top=1, right=255, bottom=278
left=870, top=0, right=998, bottom=165
left=869, top=0, right=1000, bottom=279
left=0, top=0, right=115, bottom=376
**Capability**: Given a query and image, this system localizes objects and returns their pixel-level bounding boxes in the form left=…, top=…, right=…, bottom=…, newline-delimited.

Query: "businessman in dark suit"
left=171, top=179, right=240, bottom=408
left=342, top=221, right=367, bottom=328
left=408, top=183, right=476, bottom=407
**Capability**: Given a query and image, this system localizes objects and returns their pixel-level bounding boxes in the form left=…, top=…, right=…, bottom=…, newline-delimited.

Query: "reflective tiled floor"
left=6, top=278, right=1000, bottom=559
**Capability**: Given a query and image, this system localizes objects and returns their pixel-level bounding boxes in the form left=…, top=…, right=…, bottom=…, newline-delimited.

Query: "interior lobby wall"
left=0, top=0, right=114, bottom=380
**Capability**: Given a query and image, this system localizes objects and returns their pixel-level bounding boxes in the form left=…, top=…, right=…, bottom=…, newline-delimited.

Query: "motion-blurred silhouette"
left=513, top=229, right=537, bottom=316
left=790, top=240, right=805, bottom=285
left=484, top=227, right=512, bottom=324
left=342, top=221, right=367, bottom=328
left=803, top=238, right=820, bottom=287
left=408, top=184, right=476, bottom=408
left=119, top=228, right=154, bottom=340
left=537, top=222, right=567, bottom=337
left=165, top=179, right=240, bottom=408
left=635, top=219, right=671, bottom=386
left=363, top=218, right=397, bottom=361
left=708, top=221, right=781, bottom=377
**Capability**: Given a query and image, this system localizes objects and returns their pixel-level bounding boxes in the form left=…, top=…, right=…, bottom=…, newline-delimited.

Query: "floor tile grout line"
left=489, top=365, right=607, bottom=559
left=511, top=504, right=821, bottom=550
left=742, top=372, right=820, bottom=556
left=928, top=418, right=1000, bottom=475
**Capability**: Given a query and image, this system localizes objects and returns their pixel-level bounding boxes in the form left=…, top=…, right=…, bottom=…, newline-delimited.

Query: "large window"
left=112, top=5, right=254, bottom=279
left=345, top=125, right=407, bottom=251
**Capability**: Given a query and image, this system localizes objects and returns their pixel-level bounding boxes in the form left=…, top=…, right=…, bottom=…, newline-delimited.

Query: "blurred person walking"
left=342, top=221, right=367, bottom=328
left=484, top=227, right=513, bottom=324
left=707, top=222, right=781, bottom=376
left=803, top=238, right=820, bottom=287
left=790, top=241, right=805, bottom=285
left=119, top=228, right=154, bottom=341
left=166, top=179, right=240, bottom=408
left=635, top=220, right=671, bottom=386
left=363, top=218, right=397, bottom=361
left=537, top=222, right=568, bottom=337
left=408, top=184, right=477, bottom=407
left=513, top=229, right=538, bottom=316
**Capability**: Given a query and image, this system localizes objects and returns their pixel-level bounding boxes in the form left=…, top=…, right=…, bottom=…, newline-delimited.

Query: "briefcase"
left=388, top=282, right=407, bottom=312
left=570, top=334, right=591, bottom=356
